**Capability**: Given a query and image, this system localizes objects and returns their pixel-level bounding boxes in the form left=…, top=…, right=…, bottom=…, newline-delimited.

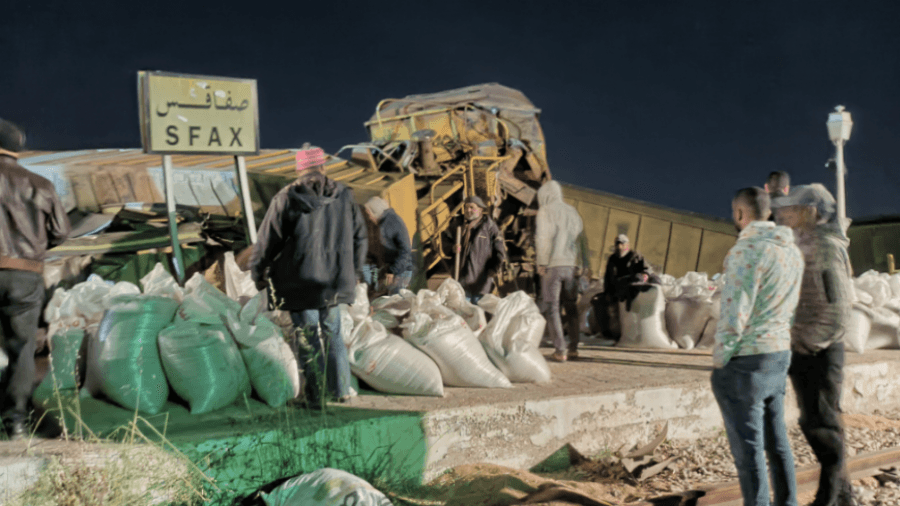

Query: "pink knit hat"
left=296, top=147, right=326, bottom=172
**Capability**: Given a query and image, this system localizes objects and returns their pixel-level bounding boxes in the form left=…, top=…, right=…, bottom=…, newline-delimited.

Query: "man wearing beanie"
left=0, top=118, right=70, bottom=439
left=363, top=196, right=412, bottom=295
left=453, top=195, right=506, bottom=303
left=250, top=144, right=367, bottom=406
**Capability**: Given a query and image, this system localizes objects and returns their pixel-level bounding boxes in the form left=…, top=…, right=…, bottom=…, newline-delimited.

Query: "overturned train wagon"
left=19, top=147, right=736, bottom=291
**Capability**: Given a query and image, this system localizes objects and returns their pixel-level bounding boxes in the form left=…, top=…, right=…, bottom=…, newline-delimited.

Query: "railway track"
left=635, top=446, right=900, bottom=506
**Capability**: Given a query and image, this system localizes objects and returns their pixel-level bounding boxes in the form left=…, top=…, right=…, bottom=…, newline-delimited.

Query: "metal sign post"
left=234, top=155, right=257, bottom=244
left=137, top=70, right=261, bottom=278
left=161, top=154, right=186, bottom=282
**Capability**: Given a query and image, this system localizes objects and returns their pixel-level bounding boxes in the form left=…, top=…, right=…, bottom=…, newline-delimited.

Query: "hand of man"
left=582, top=268, right=592, bottom=280
left=453, top=244, right=461, bottom=253
left=640, top=273, right=649, bottom=283
left=254, top=278, right=268, bottom=291
left=384, top=273, right=394, bottom=286
left=537, top=265, right=547, bottom=277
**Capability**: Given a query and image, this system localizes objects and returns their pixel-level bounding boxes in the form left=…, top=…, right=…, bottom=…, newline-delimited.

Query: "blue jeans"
left=712, top=351, right=797, bottom=506
left=290, top=307, right=351, bottom=403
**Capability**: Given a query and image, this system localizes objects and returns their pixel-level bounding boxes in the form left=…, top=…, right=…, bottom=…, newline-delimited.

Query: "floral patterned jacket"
left=713, top=221, right=804, bottom=367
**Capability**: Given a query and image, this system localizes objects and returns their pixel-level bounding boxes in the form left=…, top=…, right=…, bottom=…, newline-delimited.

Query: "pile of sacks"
left=40, top=255, right=300, bottom=415
left=340, top=278, right=552, bottom=397
left=846, top=270, right=900, bottom=353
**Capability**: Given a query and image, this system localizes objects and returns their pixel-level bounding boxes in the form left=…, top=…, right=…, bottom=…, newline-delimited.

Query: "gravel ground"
left=637, top=409, right=900, bottom=505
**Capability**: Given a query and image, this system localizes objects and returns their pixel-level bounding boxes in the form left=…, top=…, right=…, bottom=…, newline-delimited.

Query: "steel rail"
left=633, top=446, right=900, bottom=506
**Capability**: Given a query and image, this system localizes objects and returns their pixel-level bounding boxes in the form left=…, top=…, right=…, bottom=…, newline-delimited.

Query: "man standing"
left=773, top=184, right=856, bottom=506
left=712, top=187, right=803, bottom=506
left=250, top=145, right=367, bottom=406
left=535, top=181, right=590, bottom=362
left=363, top=196, right=412, bottom=295
left=765, top=171, right=791, bottom=224
left=0, top=119, right=70, bottom=439
left=454, top=195, right=506, bottom=303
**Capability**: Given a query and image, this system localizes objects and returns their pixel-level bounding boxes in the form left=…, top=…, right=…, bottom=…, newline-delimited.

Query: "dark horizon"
left=4, top=1, right=899, bottom=220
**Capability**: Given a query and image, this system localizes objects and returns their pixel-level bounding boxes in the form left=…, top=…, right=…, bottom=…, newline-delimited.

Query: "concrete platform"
left=343, top=340, right=900, bottom=483
left=9, top=341, right=900, bottom=504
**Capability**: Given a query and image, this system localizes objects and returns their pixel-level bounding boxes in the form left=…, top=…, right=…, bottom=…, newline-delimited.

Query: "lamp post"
left=826, top=105, right=853, bottom=230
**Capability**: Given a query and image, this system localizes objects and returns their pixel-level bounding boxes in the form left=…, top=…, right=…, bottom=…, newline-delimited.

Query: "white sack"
left=262, top=468, right=393, bottom=506
left=866, top=306, right=900, bottom=351
left=402, top=305, right=511, bottom=388
left=845, top=304, right=872, bottom=353
left=226, top=308, right=300, bottom=408
left=855, top=270, right=891, bottom=308
left=348, top=283, right=371, bottom=323
left=617, top=285, right=677, bottom=349
left=694, top=291, right=722, bottom=349
left=140, top=262, right=184, bottom=302
left=478, top=291, right=550, bottom=383
left=223, top=251, right=258, bottom=301
left=665, top=296, right=716, bottom=350
left=436, top=278, right=488, bottom=336
left=346, top=319, right=443, bottom=396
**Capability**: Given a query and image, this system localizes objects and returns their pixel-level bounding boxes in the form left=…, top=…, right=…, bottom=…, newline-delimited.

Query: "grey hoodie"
left=791, top=221, right=853, bottom=354
left=535, top=181, right=589, bottom=268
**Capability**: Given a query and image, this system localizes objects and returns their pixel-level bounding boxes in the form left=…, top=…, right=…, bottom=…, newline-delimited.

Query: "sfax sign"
left=138, top=71, right=259, bottom=155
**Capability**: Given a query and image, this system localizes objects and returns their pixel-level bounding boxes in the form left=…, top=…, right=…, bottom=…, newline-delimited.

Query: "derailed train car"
left=18, top=83, right=736, bottom=291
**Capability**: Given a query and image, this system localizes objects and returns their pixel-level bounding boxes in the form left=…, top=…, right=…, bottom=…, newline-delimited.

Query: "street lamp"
left=826, top=105, right=853, bottom=230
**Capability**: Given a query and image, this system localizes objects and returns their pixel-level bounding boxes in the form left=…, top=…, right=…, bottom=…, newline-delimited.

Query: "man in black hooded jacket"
left=250, top=145, right=367, bottom=405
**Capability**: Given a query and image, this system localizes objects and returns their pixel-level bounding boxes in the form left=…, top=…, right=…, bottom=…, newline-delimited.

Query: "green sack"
left=225, top=311, right=300, bottom=408
left=95, top=295, right=179, bottom=415
left=34, top=328, right=85, bottom=395
left=158, top=321, right=251, bottom=414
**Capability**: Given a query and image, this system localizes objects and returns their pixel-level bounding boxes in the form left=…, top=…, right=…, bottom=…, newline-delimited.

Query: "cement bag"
left=866, top=306, right=900, bottom=351
left=694, top=291, right=722, bottom=349
left=226, top=311, right=300, bottom=408
left=93, top=295, right=179, bottom=414
left=402, top=308, right=511, bottom=388
left=100, top=281, right=141, bottom=308
left=855, top=271, right=891, bottom=307
left=223, top=251, right=258, bottom=301
left=845, top=304, right=872, bottom=353
left=44, top=287, right=86, bottom=339
left=577, top=280, right=604, bottom=334
left=371, top=293, right=414, bottom=318
left=372, top=309, right=400, bottom=330
left=434, top=278, right=487, bottom=336
left=479, top=291, right=550, bottom=383
left=35, top=328, right=85, bottom=392
left=347, top=319, right=443, bottom=396
left=140, top=262, right=184, bottom=302
left=339, top=304, right=355, bottom=346
left=177, top=273, right=242, bottom=324
left=889, top=273, right=900, bottom=299
left=678, top=272, right=711, bottom=299
left=477, top=293, right=502, bottom=315
left=659, top=274, right=681, bottom=299
left=665, top=296, right=715, bottom=350
left=618, top=285, right=677, bottom=349
left=158, top=321, right=251, bottom=414
left=348, top=283, right=371, bottom=323
left=262, top=467, right=393, bottom=506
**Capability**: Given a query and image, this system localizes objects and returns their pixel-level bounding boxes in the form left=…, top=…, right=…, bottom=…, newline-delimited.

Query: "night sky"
left=4, top=1, right=900, bottom=220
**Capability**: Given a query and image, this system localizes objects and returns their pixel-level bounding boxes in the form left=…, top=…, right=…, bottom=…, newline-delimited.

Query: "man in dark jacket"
left=363, top=196, right=412, bottom=295
left=250, top=145, right=367, bottom=406
left=453, top=196, right=506, bottom=303
left=0, top=119, right=70, bottom=439
left=593, top=234, right=651, bottom=338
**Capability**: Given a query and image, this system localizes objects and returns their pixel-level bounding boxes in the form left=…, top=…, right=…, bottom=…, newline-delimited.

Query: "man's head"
left=731, top=187, right=771, bottom=232
left=615, top=234, right=630, bottom=256
left=296, top=145, right=327, bottom=176
left=464, top=195, right=486, bottom=222
left=764, top=171, right=790, bottom=198
left=771, top=183, right=835, bottom=231
left=364, top=196, right=390, bottom=223
left=0, top=118, right=26, bottom=156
